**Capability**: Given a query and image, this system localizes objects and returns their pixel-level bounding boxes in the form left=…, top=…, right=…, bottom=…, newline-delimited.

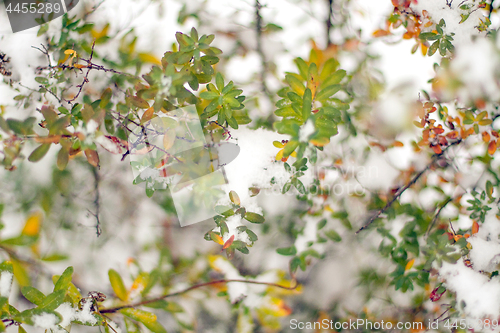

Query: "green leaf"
left=294, top=58, right=309, bottom=80
left=325, top=229, right=342, bottom=242
left=291, top=178, right=306, bottom=194
left=35, top=77, right=49, bottom=85
left=244, top=212, right=265, bottom=224
left=54, top=266, right=73, bottom=292
left=285, top=74, right=306, bottom=95
left=277, top=246, right=297, bottom=256
left=15, top=308, right=62, bottom=326
left=428, top=40, right=439, bottom=56
left=200, top=91, right=219, bottom=100
left=1, top=235, right=37, bottom=246
left=320, top=58, right=339, bottom=82
left=302, top=89, right=312, bottom=120
left=41, top=253, right=69, bottom=262
left=39, top=290, right=65, bottom=310
left=108, top=269, right=128, bottom=301
left=0, top=261, right=13, bottom=274
left=246, top=229, right=258, bottom=242
left=419, top=32, right=439, bottom=41
left=322, top=69, right=346, bottom=87
left=317, top=219, right=327, bottom=230
left=56, top=147, right=69, bottom=171
left=28, top=144, right=51, bottom=162
left=290, top=257, right=301, bottom=273
left=283, top=140, right=299, bottom=157
left=215, top=73, right=224, bottom=92
left=21, top=286, right=45, bottom=306
left=315, top=84, right=341, bottom=101
left=100, top=88, right=112, bottom=109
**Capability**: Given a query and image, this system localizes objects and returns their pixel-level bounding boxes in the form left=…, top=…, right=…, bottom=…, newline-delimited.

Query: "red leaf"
left=223, top=235, right=235, bottom=250
left=430, top=287, right=445, bottom=302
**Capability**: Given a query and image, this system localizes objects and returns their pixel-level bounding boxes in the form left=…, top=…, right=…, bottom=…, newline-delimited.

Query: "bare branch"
left=356, top=140, right=462, bottom=234
left=100, top=277, right=298, bottom=314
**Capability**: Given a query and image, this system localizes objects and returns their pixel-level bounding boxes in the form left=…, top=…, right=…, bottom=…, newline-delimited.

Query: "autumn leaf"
left=223, top=235, right=235, bottom=249
left=85, top=149, right=100, bottom=167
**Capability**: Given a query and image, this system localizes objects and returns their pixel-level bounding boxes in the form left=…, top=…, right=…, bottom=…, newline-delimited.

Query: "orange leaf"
left=405, top=258, right=415, bottom=271
left=373, top=29, right=390, bottom=37
left=392, top=141, right=404, bottom=147
left=141, top=107, right=155, bottom=124
left=472, top=221, right=479, bottom=234
left=431, top=145, right=442, bottom=154
left=446, top=131, right=459, bottom=139
left=309, top=137, right=330, bottom=147
left=223, top=235, right=235, bottom=249
left=482, top=131, right=491, bottom=143
left=84, top=149, right=100, bottom=167
left=488, top=140, right=497, bottom=155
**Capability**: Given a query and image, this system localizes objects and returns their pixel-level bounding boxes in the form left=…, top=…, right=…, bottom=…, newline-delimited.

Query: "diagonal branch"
left=355, top=140, right=461, bottom=234
left=99, top=277, right=298, bottom=314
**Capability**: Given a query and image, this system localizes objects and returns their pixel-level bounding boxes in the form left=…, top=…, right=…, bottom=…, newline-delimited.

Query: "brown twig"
left=356, top=140, right=461, bottom=234
left=66, top=40, right=96, bottom=104
left=326, top=0, right=334, bottom=46
left=99, top=277, right=298, bottom=314
left=425, top=196, right=454, bottom=237
left=90, top=166, right=102, bottom=237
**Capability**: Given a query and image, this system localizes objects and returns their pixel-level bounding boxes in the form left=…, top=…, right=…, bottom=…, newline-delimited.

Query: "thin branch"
left=66, top=40, right=96, bottom=104
left=91, top=166, right=102, bottom=237
left=425, top=196, right=453, bottom=237
left=99, top=277, right=298, bottom=314
left=326, top=0, right=334, bottom=46
left=255, top=0, right=271, bottom=97
left=356, top=140, right=461, bottom=234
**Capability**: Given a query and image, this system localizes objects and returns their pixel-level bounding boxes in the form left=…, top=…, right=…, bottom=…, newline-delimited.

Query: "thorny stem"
left=355, top=140, right=462, bottom=234
left=99, top=277, right=298, bottom=314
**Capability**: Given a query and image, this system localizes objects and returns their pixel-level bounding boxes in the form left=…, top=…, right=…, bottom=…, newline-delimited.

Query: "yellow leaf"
left=138, top=53, right=161, bottom=65
left=309, top=137, right=330, bottom=147
left=275, top=149, right=284, bottom=161
left=405, top=258, right=415, bottom=271
left=91, top=23, right=109, bottom=39
left=22, top=212, right=42, bottom=237
left=273, top=141, right=284, bottom=148
left=108, top=269, right=128, bottom=302
left=130, top=272, right=149, bottom=294
left=11, top=260, right=30, bottom=287
left=64, top=49, right=76, bottom=55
